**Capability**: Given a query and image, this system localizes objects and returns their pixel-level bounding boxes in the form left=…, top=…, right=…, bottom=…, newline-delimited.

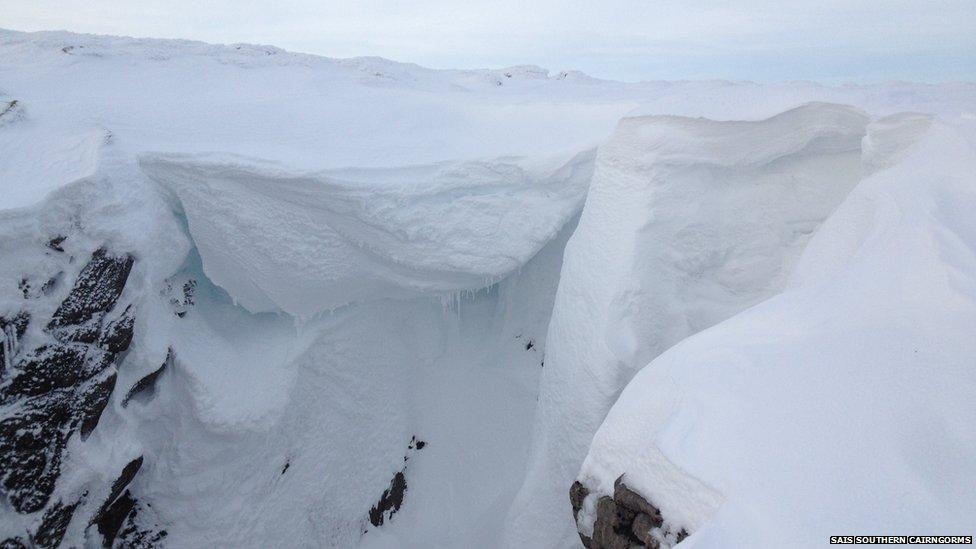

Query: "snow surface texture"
left=0, top=28, right=974, bottom=548
left=576, top=117, right=976, bottom=548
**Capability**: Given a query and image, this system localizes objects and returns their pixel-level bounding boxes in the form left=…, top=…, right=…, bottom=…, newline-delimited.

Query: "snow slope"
left=575, top=117, right=976, bottom=547
left=0, top=28, right=974, bottom=549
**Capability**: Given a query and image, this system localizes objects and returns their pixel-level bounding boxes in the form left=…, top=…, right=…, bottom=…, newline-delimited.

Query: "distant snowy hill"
left=0, top=29, right=974, bottom=549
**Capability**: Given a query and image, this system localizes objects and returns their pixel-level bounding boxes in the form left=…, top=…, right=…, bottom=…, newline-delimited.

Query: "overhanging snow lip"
left=137, top=149, right=593, bottom=318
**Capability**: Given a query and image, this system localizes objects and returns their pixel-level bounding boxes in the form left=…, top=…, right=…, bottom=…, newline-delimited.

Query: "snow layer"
left=141, top=152, right=592, bottom=317
left=577, top=117, right=976, bottom=547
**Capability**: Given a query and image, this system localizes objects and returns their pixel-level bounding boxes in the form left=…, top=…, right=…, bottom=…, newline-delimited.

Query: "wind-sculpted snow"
left=576, top=118, right=976, bottom=547
left=504, top=102, right=871, bottom=547
left=1, top=29, right=975, bottom=549
left=142, top=152, right=593, bottom=317
left=0, top=125, right=108, bottom=210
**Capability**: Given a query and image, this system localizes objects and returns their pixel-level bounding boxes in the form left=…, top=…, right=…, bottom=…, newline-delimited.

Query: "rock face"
left=1, top=247, right=133, bottom=515
left=369, top=471, right=407, bottom=528
left=0, top=245, right=167, bottom=547
left=570, top=476, right=688, bottom=549
left=366, top=436, right=427, bottom=529
left=122, top=350, right=169, bottom=407
left=92, top=456, right=167, bottom=548
left=47, top=247, right=134, bottom=331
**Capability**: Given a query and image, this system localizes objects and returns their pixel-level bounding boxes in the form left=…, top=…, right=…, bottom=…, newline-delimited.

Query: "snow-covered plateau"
left=0, top=29, right=974, bottom=549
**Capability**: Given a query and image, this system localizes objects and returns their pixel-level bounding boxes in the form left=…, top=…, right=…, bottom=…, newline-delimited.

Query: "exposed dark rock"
left=525, top=339, right=535, bottom=351
left=368, top=471, right=406, bottom=527
left=591, top=496, right=641, bottom=549
left=165, top=278, right=196, bottom=318
left=1, top=247, right=136, bottom=517
left=41, top=274, right=61, bottom=296
left=49, top=248, right=133, bottom=329
left=631, top=513, right=658, bottom=547
left=571, top=475, right=690, bottom=549
left=3, top=344, right=94, bottom=400
left=0, top=390, right=74, bottom=513
left=0, top=537, right=27, bottom=549
left=46, top=236, right=67, bottom=253
left=407, top=436, right=426, bottom=451
left=570, top=480, right=589, bottom=518
left=33, top=498, right=81, bottom=549
left=99, top=306, right=135, bottom=354
left=280, top=461, right=289, bottom=475
left=122, top=351, right=169, bottom=407
left=0, top=244, right=154, bottom=545
left=18, top=278, right=31, bottom=300
left=79, top=372, right=117, bottom=439
left=113, top=500, right=168, bottom=549
left=62, top=315, right=105, bottom=344
left=182, top=280, right=196, bottom=305
left=0, top=375, right=114, bottom=513
left=614, top=477, right=662, bottom=527
left=18, top=275, right=62, bottom=300
left=97, top=456, right=144, bottom=520
left=95, top=490, right=136, bottom=547
left=367, top=436, right=428, bottom=528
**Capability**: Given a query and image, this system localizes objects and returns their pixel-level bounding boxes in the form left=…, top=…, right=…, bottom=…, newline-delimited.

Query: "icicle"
left=2, top=323, right=18, bottom=372
left=292, top=312, right=306, bottom=336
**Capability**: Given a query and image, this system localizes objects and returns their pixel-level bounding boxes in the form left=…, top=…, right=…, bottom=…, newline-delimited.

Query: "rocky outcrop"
left=1, top=247, right=134, bottom=514
left=570, top=476, right=688, bottom=549
left=369, top=471, right=406, bottom=528
left=122, top=350, right=169, bottom=407
left=366, top=436, right=426, bottom=529
left=48, top=247, right=133, bottom=332
left=111, top=497, right=168, bottom=548
left=91, top=456, right=168, bottom=548
left=33, top=498, right=82, bottom=548
left=0, top=245, right=143, bottom=546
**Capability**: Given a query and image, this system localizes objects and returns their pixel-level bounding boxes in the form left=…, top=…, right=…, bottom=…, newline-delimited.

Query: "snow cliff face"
left=503, top=102, right=872, bottom=547
left=1, top=29, right=975, bottom=549
left=573, top=117, right=976, bottom=548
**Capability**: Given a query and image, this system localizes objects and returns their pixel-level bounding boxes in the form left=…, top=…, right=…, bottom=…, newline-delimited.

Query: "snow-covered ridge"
left=2, top=27, right=973, bottom=199
left=0, top=28, right=586, bottom=84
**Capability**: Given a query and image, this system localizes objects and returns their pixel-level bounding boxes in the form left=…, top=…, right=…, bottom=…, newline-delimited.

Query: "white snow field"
left=0, top=28, right=974, bottom=549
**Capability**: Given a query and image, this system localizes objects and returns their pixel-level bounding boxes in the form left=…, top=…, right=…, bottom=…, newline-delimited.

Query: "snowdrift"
left=1, top=28, right=975, bottom=549
left=574, top=119, right=976, bottom=547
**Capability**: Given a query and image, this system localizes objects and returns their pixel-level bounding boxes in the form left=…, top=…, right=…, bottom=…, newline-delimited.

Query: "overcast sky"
left=3, top=0, right=975, bottom=82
